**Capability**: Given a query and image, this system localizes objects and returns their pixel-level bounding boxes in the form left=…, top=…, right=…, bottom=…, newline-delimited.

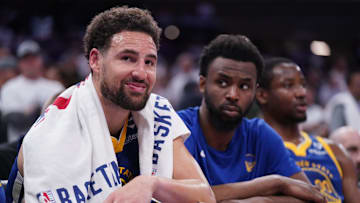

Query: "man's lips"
left=295, top=103, right=307, bottom=112
left=222, top=105, right=241, bottom=116
left=126, top=82, right=147, bottom=93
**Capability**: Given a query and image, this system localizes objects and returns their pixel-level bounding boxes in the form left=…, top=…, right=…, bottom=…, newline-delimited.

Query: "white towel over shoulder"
left=23, top=74, right=189, bottom=202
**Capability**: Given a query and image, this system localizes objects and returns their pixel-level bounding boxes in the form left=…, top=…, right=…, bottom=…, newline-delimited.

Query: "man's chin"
left=122, top=94, right=149, bottom=110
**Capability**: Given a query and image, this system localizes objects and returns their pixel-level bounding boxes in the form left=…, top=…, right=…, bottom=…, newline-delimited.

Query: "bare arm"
left=328, top=141, right=360, bottom=203
left=105, top=136, right=215, bottom=203
left=220, top=196, right=307, bottom=203
left=212, top=173, right=325, bottom=203
left=170, top=136, right=216, bottom=202
left=104, top=175, right=212, bottom=203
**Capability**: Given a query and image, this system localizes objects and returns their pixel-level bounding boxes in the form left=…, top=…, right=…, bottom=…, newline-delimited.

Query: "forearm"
left=154, top=177, right=215, bottom=203
left=219, top=196, right=306, bottom=203
left=212, top=175, right=283, bottom=201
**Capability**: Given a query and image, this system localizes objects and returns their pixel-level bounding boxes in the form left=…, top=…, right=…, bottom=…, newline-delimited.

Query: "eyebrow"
left=120, top=49, right=157, bottom=60
left=217, top=72, right=253, bottom=81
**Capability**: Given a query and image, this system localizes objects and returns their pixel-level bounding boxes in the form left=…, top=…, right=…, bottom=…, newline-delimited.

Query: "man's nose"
left=295, top=85, right=306, bottom=98
left=131, top=62, right=147, bottom=80
left=226, top=86, right=239, bottom=102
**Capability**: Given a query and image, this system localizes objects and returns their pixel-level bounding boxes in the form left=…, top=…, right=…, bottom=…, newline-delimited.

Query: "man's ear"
left=199, top=75, right=206, bottom=93
left=255, top=87, right=268, bottom=106
left=89, top=48, right=102, bottom=74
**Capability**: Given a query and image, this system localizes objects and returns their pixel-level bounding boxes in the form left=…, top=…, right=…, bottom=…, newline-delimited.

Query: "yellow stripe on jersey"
left=284, top=132, right=312, bottom=157
left=112, top=118, right=128, bottom=153
left=316, top=136, right=343, bottom=178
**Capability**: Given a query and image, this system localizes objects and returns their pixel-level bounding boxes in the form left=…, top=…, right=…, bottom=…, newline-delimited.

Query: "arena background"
left=1, top=0, right=359, bottom=110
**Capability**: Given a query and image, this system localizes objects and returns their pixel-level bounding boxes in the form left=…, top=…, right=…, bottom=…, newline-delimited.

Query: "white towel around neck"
left=23, top=74, right=189, bottom=202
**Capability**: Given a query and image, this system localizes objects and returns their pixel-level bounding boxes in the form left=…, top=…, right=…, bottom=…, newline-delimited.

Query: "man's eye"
left=218, top=80, right=227, bottom=87
left=240, top=84, right=249, bottom=90
left=145, top=60, right=155, bottom=66
left=122, top=56, right=134, bottom=62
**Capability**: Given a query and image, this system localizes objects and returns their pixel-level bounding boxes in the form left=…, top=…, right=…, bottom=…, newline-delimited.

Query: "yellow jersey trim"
left=284, top=132, right=312, bottom=157
left=112, top=118, right=128, bottom=153
left=316, top=136, right=343, bottom=178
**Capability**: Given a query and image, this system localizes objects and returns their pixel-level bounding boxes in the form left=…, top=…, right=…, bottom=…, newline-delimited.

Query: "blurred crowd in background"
left=0, top=0, right=359, bottom=144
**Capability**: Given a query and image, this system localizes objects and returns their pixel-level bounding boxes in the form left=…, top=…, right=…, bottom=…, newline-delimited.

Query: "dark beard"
left=100, top=78, right=150, bottom=111
left=293, top=114, right=307, bottom=123
left=204, top=89, right=250, bottom=132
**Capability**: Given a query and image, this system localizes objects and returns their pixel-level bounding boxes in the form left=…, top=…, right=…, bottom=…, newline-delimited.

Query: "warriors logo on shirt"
left=245, top=153, right=256, bottom=173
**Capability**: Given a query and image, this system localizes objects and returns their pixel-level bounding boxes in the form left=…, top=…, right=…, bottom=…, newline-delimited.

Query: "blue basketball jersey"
left=285, top=132, right=344, bottom=203
left=178, top=107, right=301, bottom=186
left=111, top=114, right=140, bottom=185
left=0, top=182, right=5, bottom=203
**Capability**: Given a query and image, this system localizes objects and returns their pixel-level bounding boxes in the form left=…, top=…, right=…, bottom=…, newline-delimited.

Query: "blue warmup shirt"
left=178, top=107, right=301, bottom=186
left=285, top=132, right=344, bottom=203
left=0, top=182, right=5, bottom=203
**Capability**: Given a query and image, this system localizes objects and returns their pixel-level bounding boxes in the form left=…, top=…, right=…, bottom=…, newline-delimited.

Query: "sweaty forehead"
left=272, top=63, right=303, bottom=78
left=110, top=31, right=157, bottom=53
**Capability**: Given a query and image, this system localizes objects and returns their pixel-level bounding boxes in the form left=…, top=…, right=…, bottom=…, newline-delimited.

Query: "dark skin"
left=257, top=62, right=360, bottom=203
left=198, top=57, right=325, bottom=203
left=199, top=57, right=257, bottom=151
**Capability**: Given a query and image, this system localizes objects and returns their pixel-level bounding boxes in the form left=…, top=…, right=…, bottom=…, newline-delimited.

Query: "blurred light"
left=310, top=41, right=331, bottom=56
left=164, top=25, right=180, bottom=40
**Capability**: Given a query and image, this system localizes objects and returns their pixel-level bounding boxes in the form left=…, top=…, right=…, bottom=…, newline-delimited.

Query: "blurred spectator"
left=0, top=56, right=18, bottom=143
left=166, top=52, right=199, bottom=108
left=0, top=40, right=64, bottom=142
left=330, top=126, right=360, bottom=187
left=318, top=55, right=348, bottom=106
left=325, top=69, right=360, bottom=133
left=0, top=56, right=17, bottom=89
left=176, top=80, right=202, bottom=110
left=300, top=86, right=328, bottom=137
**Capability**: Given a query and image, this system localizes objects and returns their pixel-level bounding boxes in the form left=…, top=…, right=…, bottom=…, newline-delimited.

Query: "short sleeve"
left=259, top=122, right=301, bottom=177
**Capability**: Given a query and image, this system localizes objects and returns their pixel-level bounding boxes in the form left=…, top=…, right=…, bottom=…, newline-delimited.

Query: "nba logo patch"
left=37, top=191, right=56, bottom=203
left=152, top=168, right=157, bottom=175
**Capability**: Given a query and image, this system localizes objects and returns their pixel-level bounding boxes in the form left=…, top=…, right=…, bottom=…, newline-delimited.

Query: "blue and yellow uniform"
left=111, top=114, right=140, bottom=185
left=285, top=132, right=343, bottom=203
left=178, top=107, right=301, bottom=186
left=0, top=181, right=5, bottom=203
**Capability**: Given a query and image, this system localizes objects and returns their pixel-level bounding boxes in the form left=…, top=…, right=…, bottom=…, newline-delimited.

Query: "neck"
left=93, top=77, right=130, bottom=135
left=199, top=103, right=236, bottom=151
left=263, top=112, right=303, bottom=145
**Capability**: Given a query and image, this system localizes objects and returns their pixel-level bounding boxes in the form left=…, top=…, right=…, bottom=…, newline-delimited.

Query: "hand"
left=277, top=176, right=326, bottom=203
left=104, top=175, right=155, bottom=203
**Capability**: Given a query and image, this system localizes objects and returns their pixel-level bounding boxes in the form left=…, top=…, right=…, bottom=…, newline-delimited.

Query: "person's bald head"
left=330, top=126, right=360, bottom=177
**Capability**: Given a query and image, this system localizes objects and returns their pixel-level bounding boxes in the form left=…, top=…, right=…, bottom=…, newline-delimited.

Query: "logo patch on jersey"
left=37, top=191, right=56, bottom=203
left=200, top=150, right=206, bottom=158
left=245, top=154, right=256, bottom=172
left=304, top=168, right=341, bottom=203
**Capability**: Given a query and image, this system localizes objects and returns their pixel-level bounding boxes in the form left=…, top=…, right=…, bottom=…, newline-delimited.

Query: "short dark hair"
left=83, top=6, right=162, bottom=60
left=199, top=34, right=264, bottom=81
left=259, top=57, right=296, bottom=89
